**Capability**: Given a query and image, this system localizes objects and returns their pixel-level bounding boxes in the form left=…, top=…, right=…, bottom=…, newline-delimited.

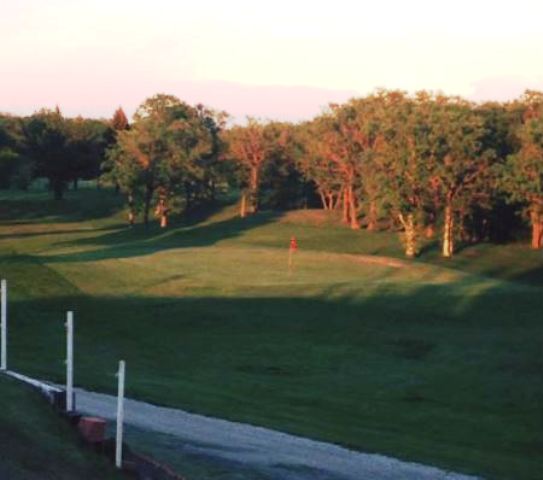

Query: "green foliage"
left=23, top=108, right=72, bottom=199
left=107, top=94, right=224, bottom=225
left=0, top=114, right=31, bottom=190
left=67, top=117, right=113, bottom=184
left=502, top=95, right=543, bottom=208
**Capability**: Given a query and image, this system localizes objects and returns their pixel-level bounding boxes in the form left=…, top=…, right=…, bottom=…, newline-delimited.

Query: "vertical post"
left=1, top=279, right=7, bottom=371
left=115, top=360, right=126, bottom=469
left=65, top=311, right=74, bottom=412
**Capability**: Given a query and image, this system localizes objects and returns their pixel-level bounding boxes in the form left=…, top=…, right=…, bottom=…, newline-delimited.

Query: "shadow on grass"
left=0, top=224, right=125, bottom=241
left=0, top=188, right=125, bottom=225
left=38, top=210, right=283, bottom=263
left=6, top=283, right=543, bottom=480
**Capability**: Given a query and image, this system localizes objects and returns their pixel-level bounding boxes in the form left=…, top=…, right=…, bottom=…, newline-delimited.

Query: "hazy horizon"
left=2, top=0, right=542, bottom=122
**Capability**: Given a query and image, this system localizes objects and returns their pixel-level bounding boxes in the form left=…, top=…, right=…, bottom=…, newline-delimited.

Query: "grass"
left=0, top=187, right=542, bottom=479
left=0, top=375, right=123, bottom=479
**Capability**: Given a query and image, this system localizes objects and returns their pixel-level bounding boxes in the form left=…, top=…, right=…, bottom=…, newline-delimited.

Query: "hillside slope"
left=0, top=375, right=122, bottom=480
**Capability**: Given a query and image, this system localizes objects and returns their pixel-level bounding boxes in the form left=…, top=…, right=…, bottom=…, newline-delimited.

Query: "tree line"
left=1, top=90, right=542, bottom=256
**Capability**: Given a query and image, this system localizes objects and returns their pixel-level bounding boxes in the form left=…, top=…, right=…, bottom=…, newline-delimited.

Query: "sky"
left=1, top=0, right=543, bottom=122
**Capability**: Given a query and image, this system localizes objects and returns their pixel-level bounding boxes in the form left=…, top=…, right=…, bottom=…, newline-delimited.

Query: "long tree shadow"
left=0, top=224, right=125, bottom=241
left=39, top=211, right=284, bottom=264
left=0, top=188, right=125, bottom=225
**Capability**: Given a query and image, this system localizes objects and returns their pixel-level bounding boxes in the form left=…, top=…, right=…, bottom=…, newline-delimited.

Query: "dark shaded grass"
left=0, top=375, right=123, bottom=480
left=0, top=189, right=125, bottom=224
left=4, top=288, right=543, bottom=480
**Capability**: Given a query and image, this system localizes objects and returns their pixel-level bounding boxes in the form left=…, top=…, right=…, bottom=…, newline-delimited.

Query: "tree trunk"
left=52, top=179, right=64, bottom=200
left=155, top=197, right=168, bottom=228
left=348, top=184, right=360, bottom=230
left=367, top=200, right=377, bottom=231
left=319, top=190, right=327, bottom=210
left=442, top=202, right=454, bottom=258
left=399, top=213, right=417, bottom=257
left=459, top=207, right=470, bottom=243
left=143, top=186, right=153, bottom=227
left=249, top=166, right=259, bottom=214
left=425, top=211, right=436, bottom=238
left=530, top=208, right=542, bottom=249
left=128, top=194, right=135, bottom=226
left=342, top=187, right=350, bottom=224
left=425, top=225, right=435, bottom=238
left=209, top=179, right=216, bottom=201
left=333, top=190, right=342, bottom=210
left=115, top=183, right=120, bottom=195
left=72, top=178, right=78, bottom=190
left=160, top=211, right=168, bottom=228
left=240, top=192, right=248, bottom=218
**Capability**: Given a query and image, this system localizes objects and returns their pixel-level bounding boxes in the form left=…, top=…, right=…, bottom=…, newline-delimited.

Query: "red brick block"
left=77, top=416, right=106, bottom=444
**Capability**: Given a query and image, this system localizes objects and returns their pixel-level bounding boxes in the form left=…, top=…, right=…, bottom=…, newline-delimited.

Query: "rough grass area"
left=0, top=188, right=542, bottom=480
left=0, top=375, right=122, bottom=480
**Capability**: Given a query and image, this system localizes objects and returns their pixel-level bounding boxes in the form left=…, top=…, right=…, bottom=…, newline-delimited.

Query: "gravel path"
left=76, top=388, right=480, bottom=480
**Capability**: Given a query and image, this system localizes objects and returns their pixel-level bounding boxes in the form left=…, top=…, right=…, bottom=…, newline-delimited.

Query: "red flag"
left=289, top=236, right=298, bottom=251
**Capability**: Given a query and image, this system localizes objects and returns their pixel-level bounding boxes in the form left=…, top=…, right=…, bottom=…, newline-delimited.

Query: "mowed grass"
left=0, top=375, right=123, bottom=480
left=0, top=188, right=542, bottom=480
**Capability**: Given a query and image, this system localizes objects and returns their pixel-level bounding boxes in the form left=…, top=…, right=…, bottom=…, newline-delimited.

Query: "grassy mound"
left=0, top=188, right=542, bottom=479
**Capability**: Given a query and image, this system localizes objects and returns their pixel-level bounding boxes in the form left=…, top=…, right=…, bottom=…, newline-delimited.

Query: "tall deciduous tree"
left=23, top=108, right=72, bottom=200
left=111, top=107, right=129, bottom=131
left=335, top=94, right=391, bottom=231
left=293, top=120, right=343, bottom=211
left=502, top=91, right=543, bottom=249
left=67, top=117, right=111, bottom=189
left=224, top=119, right=273, bottom=217
left=379, top=91, right=433, bottom=257
left=108, top=94, right=220, bottom=227
left=427, top=96, right=494, bottom=257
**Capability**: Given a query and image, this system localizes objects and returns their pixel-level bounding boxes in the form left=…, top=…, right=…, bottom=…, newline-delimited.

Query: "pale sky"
left=1, top=0, right=542, bottom=122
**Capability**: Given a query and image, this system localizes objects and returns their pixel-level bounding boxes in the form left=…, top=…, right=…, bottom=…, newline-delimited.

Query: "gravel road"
left=75, top=388, right=480, bottom=480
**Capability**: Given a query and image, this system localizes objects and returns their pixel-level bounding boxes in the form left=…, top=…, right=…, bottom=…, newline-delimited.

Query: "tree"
left=67, top=117, right=112, bottom=189
left=224, top=119, right=274, bottom=217
left=0, top=115, right=20, bottom=188
left=334, top=94, right=393, bottom=231
left=322, top=106, right=362, bottom=229
left=111, top=107, right=129, bottom=131
left=108, top=94, right=220, bottom=227
left=378, top=91, right=433, bottom=257
left=427, top=96, right=495, bottom=257
left=294, top=118, right=344, bottom=211
left=23, top=108, right=72, bottom=200
left=502, top=91, right=543, bottom=249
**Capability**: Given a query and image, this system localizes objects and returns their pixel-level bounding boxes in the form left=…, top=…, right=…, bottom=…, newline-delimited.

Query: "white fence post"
left=65, top=311, right=74, bottom=412
left=115, top=360, right=126, bottom=469
left=1, top=279, right=7, bottom=371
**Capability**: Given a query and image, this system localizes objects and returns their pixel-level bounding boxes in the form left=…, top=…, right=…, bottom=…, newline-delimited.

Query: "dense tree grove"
left=1, top=107, right=113, bottom=199
left=106, top=95, right=226, bottom=226
left=1, top=89, right=542, bottom=254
